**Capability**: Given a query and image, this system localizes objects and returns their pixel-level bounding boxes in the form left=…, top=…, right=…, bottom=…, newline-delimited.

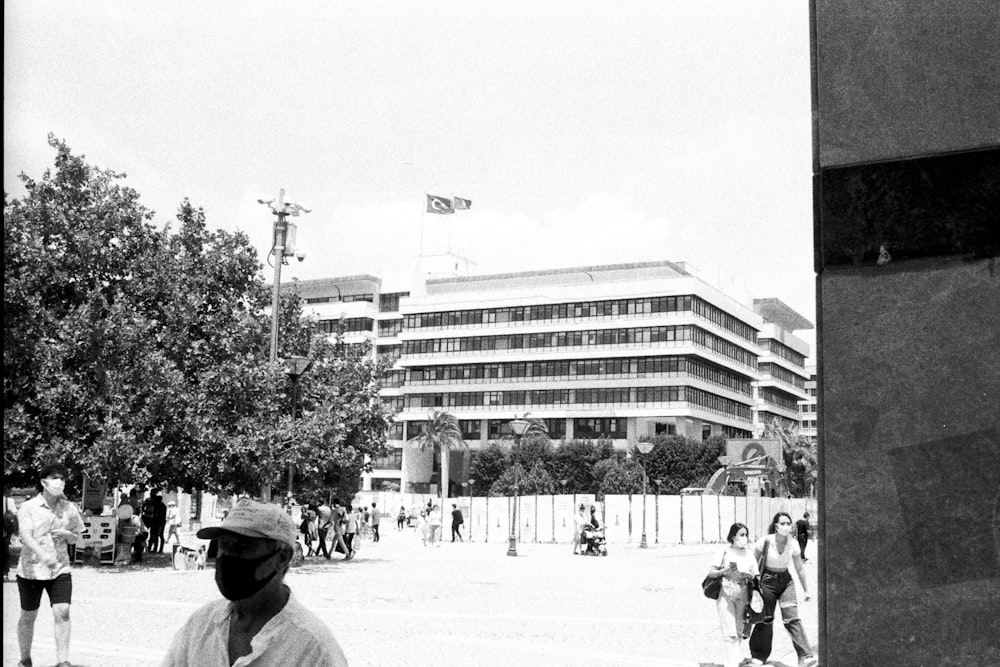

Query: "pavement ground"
left=3, top=531, right=819, bottom=666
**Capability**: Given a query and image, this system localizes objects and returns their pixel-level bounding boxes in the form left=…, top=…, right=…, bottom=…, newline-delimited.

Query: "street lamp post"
left=507, top=417, right=530, bottom=557
left=259, top=189, right=310, bottom=503
left=284, top=355, right=313, bottom=513
left=653, top=478, right=664, bottom=544
left=636, top=441, right=654, bottom=548
left=468, top=478, right=475, bottom=542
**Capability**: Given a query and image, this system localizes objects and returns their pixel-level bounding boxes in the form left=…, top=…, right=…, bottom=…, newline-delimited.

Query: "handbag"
left=702, top=553, right=727, bottom=599
left=744, top=538, right=770, bottom=627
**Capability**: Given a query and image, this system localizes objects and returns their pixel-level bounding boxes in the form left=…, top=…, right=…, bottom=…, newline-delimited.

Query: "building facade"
left=291, top=259, right=812, bottom=495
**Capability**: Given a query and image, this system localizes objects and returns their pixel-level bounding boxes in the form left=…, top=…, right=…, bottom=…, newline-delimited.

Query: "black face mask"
left=215, top=551, right=280, bottom=601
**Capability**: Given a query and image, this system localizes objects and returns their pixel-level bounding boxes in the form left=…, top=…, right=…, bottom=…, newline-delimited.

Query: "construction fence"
left=355, top=491, right=817, bottom=546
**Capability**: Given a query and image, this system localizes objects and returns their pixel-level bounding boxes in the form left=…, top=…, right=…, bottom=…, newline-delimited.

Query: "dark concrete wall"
left=812, top=1, right=1000, bottom=664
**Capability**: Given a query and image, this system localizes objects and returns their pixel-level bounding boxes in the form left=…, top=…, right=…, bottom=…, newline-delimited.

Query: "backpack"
left=3, top=509, right=17, bottom=536
left=141, top=500, right=157, bottom=523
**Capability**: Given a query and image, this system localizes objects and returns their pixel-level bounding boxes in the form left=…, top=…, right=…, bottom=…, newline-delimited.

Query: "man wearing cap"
left=161, top=498, right=349, bottom=666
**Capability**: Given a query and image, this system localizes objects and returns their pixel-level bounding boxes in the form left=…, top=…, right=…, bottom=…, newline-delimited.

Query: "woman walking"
left=705, top=523, right=759, bottom=667
left=749, top=512, right=817, bottom=667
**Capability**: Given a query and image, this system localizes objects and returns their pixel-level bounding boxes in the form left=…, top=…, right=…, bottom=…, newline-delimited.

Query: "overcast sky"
left=5, top=1, right=816, bottom=338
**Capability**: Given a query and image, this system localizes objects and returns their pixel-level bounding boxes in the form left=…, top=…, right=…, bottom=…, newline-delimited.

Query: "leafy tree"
left=469, top=442, right=510, bottom=494
left=597, top=457, right=644, bottom=496
left=4, top=137, right=390, bottom=500
left=642, top=435, right=726, bottom=494
left=549, top=439, right=615, bottom=494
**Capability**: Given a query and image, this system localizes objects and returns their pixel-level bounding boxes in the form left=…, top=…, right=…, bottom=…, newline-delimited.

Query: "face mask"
left=42, top=478, right=65, bottom=497
left=733, top=535, right=748, bottom=548
left=215, top=551, right=280, bottom=601
left=776, top=523, right=792, bottom=536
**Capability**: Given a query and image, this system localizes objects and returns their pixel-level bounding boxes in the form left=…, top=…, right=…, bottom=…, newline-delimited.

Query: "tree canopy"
left=4, top=137, right=390, bottom=498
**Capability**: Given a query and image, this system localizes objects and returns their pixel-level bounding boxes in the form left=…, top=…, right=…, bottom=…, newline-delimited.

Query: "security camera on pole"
left=257, top=189, right=311, bottom=503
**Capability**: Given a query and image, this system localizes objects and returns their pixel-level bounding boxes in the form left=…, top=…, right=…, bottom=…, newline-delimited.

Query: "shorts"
left=17, top=573, right=73, bottom=611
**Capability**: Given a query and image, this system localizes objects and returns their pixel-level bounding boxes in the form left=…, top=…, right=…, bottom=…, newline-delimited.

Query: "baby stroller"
left=580, top=525, right=608, bottom=556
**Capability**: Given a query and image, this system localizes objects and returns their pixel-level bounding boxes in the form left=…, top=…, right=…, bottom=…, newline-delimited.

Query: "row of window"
left=758, top=362, right=806, bottom=389
left=306, top=293, right=375, bottom=304
left=402, top=294, right=758, bottom=343
left=370, top=449, right=403, bottom=470
left=378, top=319, right=404, bottom=337
left=406, top=355, right=752, bottom=396
left=765, top=339, right=806, bottom=367
left=402, top=385, right=751, bottom=420
left=314, top=317, right=374, bottom=335
left=402, top=325, right=757, bottom=369
left=758, top=387, right=801, bottom=412
left=395, top=417, right=752, bottom=442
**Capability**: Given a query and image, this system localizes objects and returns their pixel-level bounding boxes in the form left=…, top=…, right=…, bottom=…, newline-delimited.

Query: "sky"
left=4, top=1, right=816, bottom=345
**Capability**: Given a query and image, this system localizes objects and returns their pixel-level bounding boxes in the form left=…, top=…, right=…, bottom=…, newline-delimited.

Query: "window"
left=371, top=449, right=403, bottom=470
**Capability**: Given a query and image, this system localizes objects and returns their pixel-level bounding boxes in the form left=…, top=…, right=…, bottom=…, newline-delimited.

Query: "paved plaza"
left=3, top=531, right=819, bottom=666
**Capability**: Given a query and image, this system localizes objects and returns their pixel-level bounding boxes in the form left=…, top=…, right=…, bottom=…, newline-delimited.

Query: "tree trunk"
left=260, top=481, right=271, bottom=503
left=440, top=445, right=450, bottom=526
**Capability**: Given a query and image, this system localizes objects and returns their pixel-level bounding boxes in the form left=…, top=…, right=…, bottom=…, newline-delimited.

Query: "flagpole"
left=420, top=195, right=426, bottom=259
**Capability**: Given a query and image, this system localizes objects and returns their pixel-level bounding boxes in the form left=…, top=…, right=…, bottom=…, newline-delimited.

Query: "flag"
left=426, top=194, right=454, bottom=214
left=454, top=196, right=472, bottom=210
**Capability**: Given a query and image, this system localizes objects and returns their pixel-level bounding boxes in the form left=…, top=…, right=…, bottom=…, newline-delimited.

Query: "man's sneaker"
left=17, top=659, right=32, bottom=667
left=799, top=656, right=818, bottom=667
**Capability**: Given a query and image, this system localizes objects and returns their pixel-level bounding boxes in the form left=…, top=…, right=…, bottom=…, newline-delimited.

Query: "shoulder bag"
left=702, top=552, right=728, bottom=599
left=744, top=537, right=769, bottom=626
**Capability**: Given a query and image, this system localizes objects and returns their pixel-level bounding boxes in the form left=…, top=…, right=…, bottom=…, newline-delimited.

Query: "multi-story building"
left=798, top=364, right=818, bottom=444
left=290, top=257, right=812, bottom=495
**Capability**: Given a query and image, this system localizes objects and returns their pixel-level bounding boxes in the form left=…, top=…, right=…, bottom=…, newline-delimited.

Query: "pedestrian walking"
left=748, top=512, right=817, bottom=667
left=15, top=462, right=85, bottom=667
left=450, top=503, right=464, bottom=542
left=299, top=510, right=313, bottom=556
left=795, top=512, right=811, bottom=562
left=706, top=523, right=759, bottom=667
left=416, top=511, right=429, bottom=547
left=344, top=505, right=358, bottom=557
left=330, top=499, right=352, bottom=560
left=143, top=490, right=167, bottom=554
left=397, top=506, right=407, bottom=531
left=370, top=503, right=381, bottom=542
left=316, top=504, right=333, bottom=560
left=164, top=501, right=182, bottom=547
left=428, top=505, right=442, bottom=547
left=572, top=504, right=587, bottom=555
left=132, top=512, right=148, bottom=563
left=162, top=499, right=349, bottom=666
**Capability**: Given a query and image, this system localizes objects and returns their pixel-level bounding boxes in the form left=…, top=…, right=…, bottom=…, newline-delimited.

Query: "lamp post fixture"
left=258, top=189, right=311, bottom=365
left=507, top=416, right=530, bottom=557
left=636, top=441, right=654, bottom=548
left=467, top=478, right=475, bottom=542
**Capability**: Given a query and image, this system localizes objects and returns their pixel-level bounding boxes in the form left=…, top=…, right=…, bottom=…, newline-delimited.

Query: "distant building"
left=289, top=255, right=813, bottom=495
left=798, top=364, right=818, bottom=444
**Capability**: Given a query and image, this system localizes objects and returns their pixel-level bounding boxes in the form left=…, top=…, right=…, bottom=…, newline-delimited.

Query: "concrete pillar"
left=564, top=417, right=574, bottom=441
left=812, top=2, right=999, bottom=664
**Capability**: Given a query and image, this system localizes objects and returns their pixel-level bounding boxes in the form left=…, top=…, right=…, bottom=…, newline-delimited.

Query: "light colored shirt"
left=756, top=534, right=800, bottom=570
left=713, top=545, right=760, bottom=598
left=161, top=589, right=349, bottom=667
left=370, top=510, right=379, bottom=526
left=166, top=507, right=180, bottom=526
left=16, top=493, right=84, bottom=580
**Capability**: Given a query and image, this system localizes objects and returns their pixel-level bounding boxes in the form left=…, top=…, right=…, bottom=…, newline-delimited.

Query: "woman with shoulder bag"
left=748, top=512, right=817, bottom=667
left=705, top=523, right=759, bottom=667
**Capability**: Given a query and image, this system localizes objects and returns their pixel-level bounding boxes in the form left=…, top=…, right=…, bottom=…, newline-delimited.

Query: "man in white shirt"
left=15, top=462, right=85, bottom=667
left=161, top=498, right=349, bottom=666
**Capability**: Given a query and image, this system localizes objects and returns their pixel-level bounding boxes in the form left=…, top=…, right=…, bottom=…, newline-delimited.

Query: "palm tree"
left=408, top=410, right=466, bottom=520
